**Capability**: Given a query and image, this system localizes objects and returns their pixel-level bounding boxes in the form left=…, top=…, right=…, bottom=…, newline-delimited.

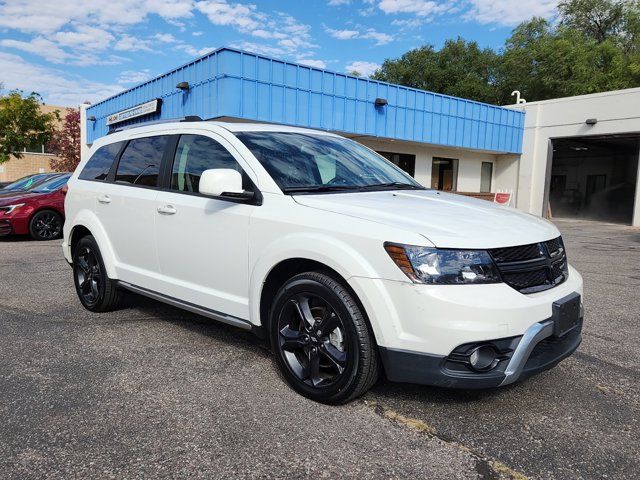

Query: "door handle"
left=157, top=205, right=177, bottom=215
left=97, top=194, right=111, bottom=204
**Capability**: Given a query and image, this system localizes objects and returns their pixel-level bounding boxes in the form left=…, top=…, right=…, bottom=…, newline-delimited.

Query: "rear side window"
left=171, top=135, right=243, bottom=193
left=115, top=136, right=170, bottom=187
left=79, top=142, right=124, bottom=181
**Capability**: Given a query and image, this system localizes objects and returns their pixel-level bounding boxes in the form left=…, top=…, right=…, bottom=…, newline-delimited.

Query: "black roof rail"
left=107, top=116, right=204, bottom=135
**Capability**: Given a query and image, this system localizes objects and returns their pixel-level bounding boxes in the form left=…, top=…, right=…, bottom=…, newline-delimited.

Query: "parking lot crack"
left=365, top=400, right=529, bottom=480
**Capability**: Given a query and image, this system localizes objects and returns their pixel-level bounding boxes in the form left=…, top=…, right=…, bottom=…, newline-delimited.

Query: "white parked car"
left=63, top=120, right=584, bottom=404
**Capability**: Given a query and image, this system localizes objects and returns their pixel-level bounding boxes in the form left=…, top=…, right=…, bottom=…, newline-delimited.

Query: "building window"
left=431, top=157, right=458, bottom=191
left=377, top=151, right=416, bottom=177
left=480, top=162, right=493, bottom=193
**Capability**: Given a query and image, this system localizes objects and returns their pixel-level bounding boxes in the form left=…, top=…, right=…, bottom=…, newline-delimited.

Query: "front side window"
left=171, top=135, right=243, bottom=193
left=79, top=141, right=125, bottom=181
left=115, top=136, right=169, bottom=187
left=235, top=132, right=422, bottom=193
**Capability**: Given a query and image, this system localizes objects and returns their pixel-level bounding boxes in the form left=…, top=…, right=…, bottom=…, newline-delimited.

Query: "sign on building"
left=106, top=99, right=162, bottom=126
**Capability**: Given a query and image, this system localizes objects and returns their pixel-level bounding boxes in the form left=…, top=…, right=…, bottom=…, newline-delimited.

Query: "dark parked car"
left=0, top=173, right=70, bottom=240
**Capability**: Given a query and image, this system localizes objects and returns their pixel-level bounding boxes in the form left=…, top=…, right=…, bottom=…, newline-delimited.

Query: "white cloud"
left=154, top=33, right=177, bottom=43
left=345, top=60, right=380, bottom=77
left=361, top=29, right=393, bottom=45
left=0, top=0, right=194, bottom=34
left=196, top=0, right=262, bottom=30
left=117, top=69, right=152, bottom=84
left=325, top=25, right=393, bottom=45
left=464, top=0, right=558, bottom=26
left=113, top=34, right=153, bottom=52
left=326, top=27, right=360, bottom=40
left=0, top=52, right=123, bottom=105
left=328, top=0, right=350, bottom=5
left=297, top=58, right=328, bottom=69
left=377, top=0, right=456, bottom=17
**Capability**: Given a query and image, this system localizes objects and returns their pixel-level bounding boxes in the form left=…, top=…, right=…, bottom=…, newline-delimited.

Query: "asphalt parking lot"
left=0, top=219, right=638, bottom=479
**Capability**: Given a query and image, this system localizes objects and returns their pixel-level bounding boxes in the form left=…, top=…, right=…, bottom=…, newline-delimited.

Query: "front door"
left=154, top=133, right=257, bottom=320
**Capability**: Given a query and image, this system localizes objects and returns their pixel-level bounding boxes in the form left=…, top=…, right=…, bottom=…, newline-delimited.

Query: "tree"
left=0, top=90, right=59, bottom=163
left=371, top=39, right=502, bottom=104
left=499, top=17, right=637, bottom=102
left=48, top=108, right=81, bottom=172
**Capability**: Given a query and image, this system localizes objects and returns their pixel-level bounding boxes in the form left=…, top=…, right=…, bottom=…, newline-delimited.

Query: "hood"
left=293, top=190, right=559, bottom=249
left=0, top=191, right=39, bottom=206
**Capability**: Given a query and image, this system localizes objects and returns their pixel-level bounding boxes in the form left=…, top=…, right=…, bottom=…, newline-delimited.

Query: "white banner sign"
left=106, top=99, right=161, bottom=126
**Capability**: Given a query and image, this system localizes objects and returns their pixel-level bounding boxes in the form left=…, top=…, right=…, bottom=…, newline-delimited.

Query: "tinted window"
left=171, top=135, right=242, bottom=193
left=115, top=136, right=169, bottom=187
left=235, top=132, right=421, bottom=193
left=79, top=142, right=124, bottom=181
left=3, top=173, right=49, bottom=191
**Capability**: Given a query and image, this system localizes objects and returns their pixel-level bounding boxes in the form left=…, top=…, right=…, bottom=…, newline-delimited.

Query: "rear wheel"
left=72, top=235, right=121, bottom=312
left=29, top=210, right=63, bottom=240
left=270, top=272, right=379, bottom=404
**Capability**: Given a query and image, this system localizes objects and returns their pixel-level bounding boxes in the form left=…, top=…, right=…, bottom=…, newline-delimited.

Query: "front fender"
left=248, top=231, right=381, bottom=326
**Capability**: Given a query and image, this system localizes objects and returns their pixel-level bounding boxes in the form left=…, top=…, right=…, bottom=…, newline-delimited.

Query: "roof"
left=85, top=47, right=525, bottom=154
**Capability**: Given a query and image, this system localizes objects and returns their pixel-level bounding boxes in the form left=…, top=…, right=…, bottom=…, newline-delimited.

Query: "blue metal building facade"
left=86, top=47, right=524, bottom=154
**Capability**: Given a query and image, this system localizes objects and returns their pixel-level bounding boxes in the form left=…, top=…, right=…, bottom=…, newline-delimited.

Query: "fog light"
left=469, top=345, right=498, bottom=371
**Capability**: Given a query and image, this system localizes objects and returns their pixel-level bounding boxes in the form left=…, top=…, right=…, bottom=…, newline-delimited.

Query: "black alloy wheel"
left=75, top=245, right=102, bottom=307
left=29, top=210, right=63, bottom=240
left=72, top=235, right=121, bottom=312
left=278, top=292, right=348, bottom=388
left=270, top=272, right=379, bottom=404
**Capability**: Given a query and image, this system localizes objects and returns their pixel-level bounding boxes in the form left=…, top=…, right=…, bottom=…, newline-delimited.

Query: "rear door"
left=95, top=134, right=171, bottom=288
left=154, top=132, right=258, bottom=319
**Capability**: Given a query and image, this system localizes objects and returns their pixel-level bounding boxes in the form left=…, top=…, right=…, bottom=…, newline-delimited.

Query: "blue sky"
left=0, top=0, right=559, bottom=106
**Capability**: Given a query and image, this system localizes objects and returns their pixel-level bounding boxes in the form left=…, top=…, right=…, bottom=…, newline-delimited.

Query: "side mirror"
left=61, top=185, right=69, bottom=195
left=199, top=169, right=254, bottom=200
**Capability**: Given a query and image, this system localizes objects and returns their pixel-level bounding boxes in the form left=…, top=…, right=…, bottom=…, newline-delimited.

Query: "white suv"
left=63, top=120, right=584, bottom=404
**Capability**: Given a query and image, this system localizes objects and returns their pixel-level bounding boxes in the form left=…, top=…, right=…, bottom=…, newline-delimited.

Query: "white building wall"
left=509, top=88, right=640, bottom=226
left=357, top=138, right=502, bottom=193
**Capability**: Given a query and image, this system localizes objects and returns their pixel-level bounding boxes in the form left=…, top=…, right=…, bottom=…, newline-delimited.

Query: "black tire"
left=29, top=210, right=63, bottom=240
left=269, top=272, right=379, bottom=404
left=72, top=235, right=121, bottom=312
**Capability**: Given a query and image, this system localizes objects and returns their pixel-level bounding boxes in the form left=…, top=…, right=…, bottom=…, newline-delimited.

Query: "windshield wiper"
left=282, top=185, right=362, bottom=194
left=359, top=182, right=424, bottom=190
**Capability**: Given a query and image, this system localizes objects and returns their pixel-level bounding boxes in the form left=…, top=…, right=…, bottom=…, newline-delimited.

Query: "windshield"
left=235, top=132, right=424, bottom=194
left=3, top=173, right=50, bottom=191
left=31, top=174, right=70, bottom=193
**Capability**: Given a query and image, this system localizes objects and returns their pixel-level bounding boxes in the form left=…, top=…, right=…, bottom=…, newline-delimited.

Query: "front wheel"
left=269, top=272, right=379, bottom=404
left=72, top=235, right=121, bottom=312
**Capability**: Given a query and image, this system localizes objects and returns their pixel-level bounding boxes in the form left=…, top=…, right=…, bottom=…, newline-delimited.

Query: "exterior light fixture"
left=176, top=81, right=190, bottom=90
left=88, top=115, right=96, bottom=121
left=585, top=118, right=598, bottom=125
left=374, top=98, right=388, bottom=107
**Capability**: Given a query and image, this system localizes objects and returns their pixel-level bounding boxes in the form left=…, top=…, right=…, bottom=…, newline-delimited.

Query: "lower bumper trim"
left=379, top=317, right=583, bottom=390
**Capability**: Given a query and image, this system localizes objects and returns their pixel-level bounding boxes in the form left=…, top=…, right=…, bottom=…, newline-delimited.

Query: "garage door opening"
left=548, top=136, right=639, bottom=224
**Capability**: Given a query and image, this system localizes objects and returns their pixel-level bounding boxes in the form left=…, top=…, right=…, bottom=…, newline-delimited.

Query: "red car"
left=0, top=173, right=70, bottom=240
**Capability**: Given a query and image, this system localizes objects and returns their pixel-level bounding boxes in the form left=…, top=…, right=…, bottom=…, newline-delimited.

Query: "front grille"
left=489, top=237, right=569, bottom=294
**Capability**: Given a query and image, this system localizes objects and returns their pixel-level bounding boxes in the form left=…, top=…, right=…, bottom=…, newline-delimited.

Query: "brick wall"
left=0, top=104, right=68, bottom=183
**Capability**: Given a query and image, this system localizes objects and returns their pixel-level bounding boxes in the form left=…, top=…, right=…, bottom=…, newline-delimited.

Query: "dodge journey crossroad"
left=63, top=120, right=584, bottom=404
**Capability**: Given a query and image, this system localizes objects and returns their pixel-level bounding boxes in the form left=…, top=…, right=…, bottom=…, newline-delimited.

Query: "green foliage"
left=372, top=38, right=502, bottom=104
left=372, top=0, right=640, bottom=104
left=0, top=90, right=59, bottom=164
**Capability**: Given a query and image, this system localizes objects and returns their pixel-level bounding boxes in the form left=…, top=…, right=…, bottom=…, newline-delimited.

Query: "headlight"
left=0, top=203, right=25, bottom=215
left=385, top=243, right=501, bottom=285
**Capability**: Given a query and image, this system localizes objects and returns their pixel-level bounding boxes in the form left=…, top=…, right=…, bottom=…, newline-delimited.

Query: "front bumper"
left=378, top=315, right=583, bottom=389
